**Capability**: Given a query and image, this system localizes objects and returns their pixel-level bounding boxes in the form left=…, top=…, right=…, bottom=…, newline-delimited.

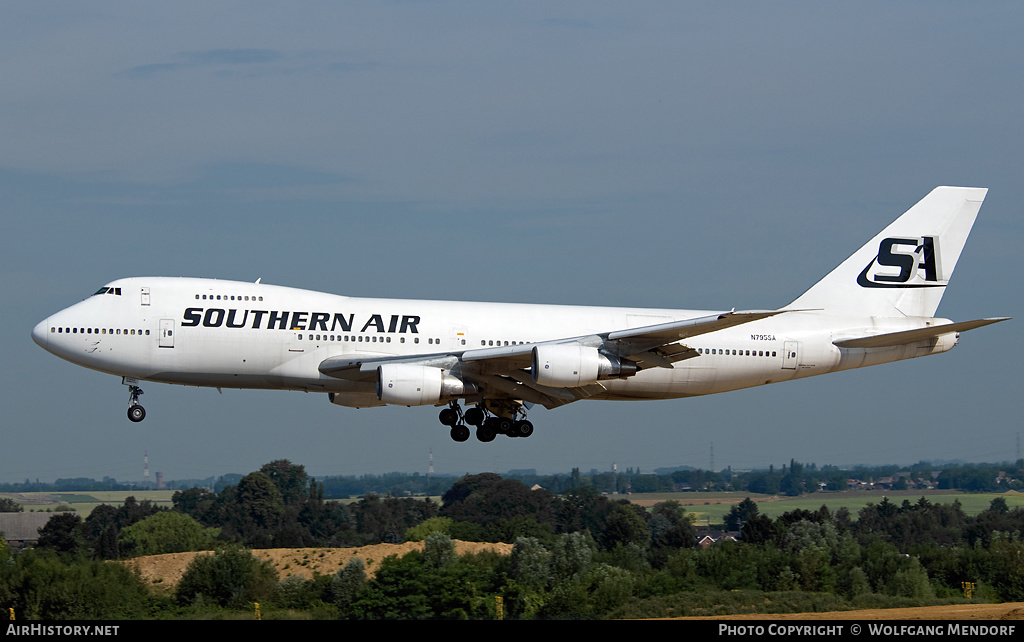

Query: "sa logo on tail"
left=857, top=236, right=942, bottom=289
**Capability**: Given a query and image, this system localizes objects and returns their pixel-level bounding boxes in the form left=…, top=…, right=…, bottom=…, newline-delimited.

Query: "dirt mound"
left=126, top=540, right=513, bottom=592
left=1000, top=606, right=1024, bottom=620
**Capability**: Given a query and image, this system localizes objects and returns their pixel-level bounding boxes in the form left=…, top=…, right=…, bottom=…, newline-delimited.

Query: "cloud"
left=121, top=48, right=284, bottom=77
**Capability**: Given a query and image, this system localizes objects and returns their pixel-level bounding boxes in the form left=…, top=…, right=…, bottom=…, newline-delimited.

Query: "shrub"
left=119, top=511, right=220, bottom=556
left=175, top=548, right=278, bottom=609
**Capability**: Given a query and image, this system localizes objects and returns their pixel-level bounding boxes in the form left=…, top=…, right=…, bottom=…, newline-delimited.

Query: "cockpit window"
left=93, top=287, right=109, bottom=296
left=92, top=287, right=122, bottom=296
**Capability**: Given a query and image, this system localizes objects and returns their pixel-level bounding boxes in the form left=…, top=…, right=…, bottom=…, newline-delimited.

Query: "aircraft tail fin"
left=787, top=186, right=988, bottom=318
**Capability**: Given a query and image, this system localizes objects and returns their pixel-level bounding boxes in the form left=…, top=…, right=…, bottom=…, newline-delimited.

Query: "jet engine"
left=531, top=344, right=639, bottom=388
left=376, top=363, right=475, bottom=406
left=328, top=391, right=385, bottom=408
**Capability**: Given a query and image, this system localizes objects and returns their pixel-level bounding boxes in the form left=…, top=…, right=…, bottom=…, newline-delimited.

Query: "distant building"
left=0, top=513, right=55, bottom=547
left=695, top=530, right=739, bottom=548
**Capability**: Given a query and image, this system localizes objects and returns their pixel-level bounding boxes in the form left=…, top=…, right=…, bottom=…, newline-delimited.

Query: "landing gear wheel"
left=513, top=420, right=534, bottom=438
left=476, top=424, right=496, bottom=442
left=465, top=407, right=485, bottom=427
left=495, top=416, right=514, bottom=435
left=127, top=405, right=146, bottom=423
left=125, top=384, right=145, bottom=422
left=438, top=407, right=458, bottom=426
left=450, top=425, right=470, bottom=442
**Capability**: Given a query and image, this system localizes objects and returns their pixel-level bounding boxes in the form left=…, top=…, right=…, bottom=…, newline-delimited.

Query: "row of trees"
left=2, top=459, right=1022, bottom=497
left=23, top=462, right=1024, bottom=564
left=564, top=459, right=1024, bottom=495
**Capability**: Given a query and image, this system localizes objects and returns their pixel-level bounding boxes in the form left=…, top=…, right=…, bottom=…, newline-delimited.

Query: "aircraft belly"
left=598, top=361, right=736, bottom=400
left=598, top=367, right=688, bottom=399
left=143, top=369, right=370, bottom=393
left=145, top=371, right=283, bottom=389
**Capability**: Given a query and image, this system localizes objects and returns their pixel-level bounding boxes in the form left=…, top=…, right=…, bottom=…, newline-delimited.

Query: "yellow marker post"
left=962, top=582, right=975, bottom=599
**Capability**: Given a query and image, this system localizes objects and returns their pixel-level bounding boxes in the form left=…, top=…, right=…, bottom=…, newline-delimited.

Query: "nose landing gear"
left=126, top=384, right=146, bottom=423
left=128, top=404, right=146, bottom=422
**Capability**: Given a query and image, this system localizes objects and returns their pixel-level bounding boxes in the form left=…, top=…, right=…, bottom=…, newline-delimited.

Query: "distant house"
left=0, top=513, right=55, bottom=547
left=695, top=530, right=739, bottom=548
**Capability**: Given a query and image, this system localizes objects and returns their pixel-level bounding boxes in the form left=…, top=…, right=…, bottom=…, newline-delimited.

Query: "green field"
left=4, top=491, right=177, bottom=516
left=6, top=488, right=1022, bottom=526
left=628, top=489, right=1024, bottom=526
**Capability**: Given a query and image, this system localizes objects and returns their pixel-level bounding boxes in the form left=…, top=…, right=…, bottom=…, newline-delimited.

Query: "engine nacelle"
left=329, top=391, right=385, bottom=408
left=531, top=344, right=639, bottom=388
left=376, top=364, right=474, bottom=406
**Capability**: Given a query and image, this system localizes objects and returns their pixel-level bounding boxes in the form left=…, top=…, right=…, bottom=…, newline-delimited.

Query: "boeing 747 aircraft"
left=32, top=187, right=1007, bottom=443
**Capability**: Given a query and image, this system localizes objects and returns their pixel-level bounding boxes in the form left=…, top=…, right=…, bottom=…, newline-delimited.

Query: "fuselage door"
left=141, top=287, right=151, bottom=306
left=159, top=319, right=175, bottom=348
left=782, top=340, right=799, bottom=369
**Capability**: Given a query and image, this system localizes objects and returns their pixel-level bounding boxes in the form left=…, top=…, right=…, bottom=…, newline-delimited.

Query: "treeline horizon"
left=3, top=457, right=1022, bottom=496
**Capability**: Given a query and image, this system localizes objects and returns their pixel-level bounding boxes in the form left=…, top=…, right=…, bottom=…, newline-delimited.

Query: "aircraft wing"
left=458, top=309, right=785, bottom=368
left=319, top=309, right=787, bottom=408
left=832, top=317, right=1010, bottom=349
left=602, top=310, right=785, bottom=366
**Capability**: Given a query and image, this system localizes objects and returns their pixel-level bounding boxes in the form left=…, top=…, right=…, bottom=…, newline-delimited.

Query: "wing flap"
left=629, top=343, right=701, bottom=368
left=466, top=372, right=600, bottom=408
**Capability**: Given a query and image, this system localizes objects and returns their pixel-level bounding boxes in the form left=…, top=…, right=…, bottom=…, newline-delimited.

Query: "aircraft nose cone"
left=32, top=318, right=49, bottom=349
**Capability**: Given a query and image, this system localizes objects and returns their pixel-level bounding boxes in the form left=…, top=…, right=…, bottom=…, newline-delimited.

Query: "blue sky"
left=3, top=3, right=1021, bottom=484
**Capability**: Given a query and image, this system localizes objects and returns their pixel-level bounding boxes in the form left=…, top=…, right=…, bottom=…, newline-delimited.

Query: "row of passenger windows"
left=296, top=335, right=454, bottom=345
left=298, top=334, right=405, bottom=343
left=296, top=334, right=527, bottom=348
left=51, top=327, right=149, bottom=336
left=698, top=347, right=777, bottom=357
left=46, top=326, right=783, bottom=358
left=195, top=294, right=264, bottom=301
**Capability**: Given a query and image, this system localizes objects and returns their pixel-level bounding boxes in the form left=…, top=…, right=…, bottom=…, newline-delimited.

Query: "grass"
left=7, top=488, right=1022, bottom=523
left=627, top=489, right=1024, bottom=525
left=5, top=490, right=177, bottom=516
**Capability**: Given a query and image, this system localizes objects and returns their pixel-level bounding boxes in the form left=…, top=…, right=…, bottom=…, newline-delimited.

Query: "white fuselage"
left=32, top=276, right=956, bottom=404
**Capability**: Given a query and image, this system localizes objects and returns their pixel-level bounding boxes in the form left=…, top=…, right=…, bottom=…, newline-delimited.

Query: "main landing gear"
left=126, top=385, right=146, bottom=423
left=438, top=401, right=534, bottom=443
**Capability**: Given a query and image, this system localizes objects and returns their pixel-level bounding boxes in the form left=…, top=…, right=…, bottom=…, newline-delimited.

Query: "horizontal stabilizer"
left=833, top=317, right=1009, bottom=349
